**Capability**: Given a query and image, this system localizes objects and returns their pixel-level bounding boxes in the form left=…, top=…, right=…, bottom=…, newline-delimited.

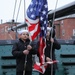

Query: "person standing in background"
left=40, top=27, right=61, bottom=75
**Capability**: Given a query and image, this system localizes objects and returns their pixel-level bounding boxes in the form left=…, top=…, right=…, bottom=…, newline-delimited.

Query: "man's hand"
left=23, top=50, right=29, bottom=55
left=50, top=38, right=54, bottom=43
left=27, top=45, right=32, bottom=51
left=46, top=57, right=52, bottom=62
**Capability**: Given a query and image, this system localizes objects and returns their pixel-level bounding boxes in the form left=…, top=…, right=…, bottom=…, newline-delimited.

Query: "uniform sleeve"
left=12, top=42, right=24, bottom=58
left=53, top=39, right=61, bottom=50
left=29, top=40, right=38, bottom=55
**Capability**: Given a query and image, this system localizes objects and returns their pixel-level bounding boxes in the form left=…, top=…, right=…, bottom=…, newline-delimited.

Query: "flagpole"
left=50, top=0, right=58, bottom=75
left=15, top=0, right=22, bottom=39
left=23, top=0, right=28, bottom=75
left=24, top=0, right=26, bottom=23
left=23, top=55, right=27, bottom=75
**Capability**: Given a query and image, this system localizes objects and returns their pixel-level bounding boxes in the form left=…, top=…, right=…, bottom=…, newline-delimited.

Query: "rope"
left=12, top=0, right=17, bottom=20
left=9, top=0, right=17, bottom=32
left=50, top=0, right=58, bottom=75
left=15, top=0, right=22, bottom=39
left=15, top=0, right=22, bottom=22
left=24, top=0, right=26, bottom=22
left=8, top=0, right=22, bottom=39
left=23, top=1, right=28, bottom=75
left=23, top=55, right=27, bottom=75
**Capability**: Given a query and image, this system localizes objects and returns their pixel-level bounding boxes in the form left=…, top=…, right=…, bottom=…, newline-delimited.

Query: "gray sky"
left=0, top=0, right=75, bottom=23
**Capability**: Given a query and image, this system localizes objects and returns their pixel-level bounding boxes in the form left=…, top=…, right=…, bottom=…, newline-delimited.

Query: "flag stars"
left=30, top=2, right=33, bottom=5
left=30, top=8, right=33, bottom=12
left=39, top=9, right=41, bottom=12
left=42, top=10, right=46, bottom=15
left=40, top=17, right=43, bottom=21
left=31, top=14, right=35, bottom=18
left=39, top=2, right=41, bottom=5
left=44, top=4, right=48, bottom=8
left=44, top=21, right=46, bottom=24
left=41, top=27, right=45, bottom=30
left=44, top=30, right=46, bottom=34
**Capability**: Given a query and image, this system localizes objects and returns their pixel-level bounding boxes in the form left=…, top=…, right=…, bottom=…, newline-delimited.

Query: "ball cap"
left=47, top=27, right=52, bottom=31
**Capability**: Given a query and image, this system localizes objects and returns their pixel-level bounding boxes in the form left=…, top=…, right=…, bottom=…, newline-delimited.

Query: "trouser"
left=16, top=71, right=32, bottom=75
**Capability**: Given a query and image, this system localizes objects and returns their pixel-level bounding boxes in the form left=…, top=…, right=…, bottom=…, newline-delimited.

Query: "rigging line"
left=50, top=0, right=58, bottom=75
left=23, top=1, right=27, bottom=75
left=8, top=0, right=17, bottom=35
left=50, top=0, right=58, bottom=56
left=24, top=0, right=26, bottom=22
left=50, top=0, right=58, bottom=59
left=23, top=55, right=27, bottom=75
left=15, top=0, right=22, bottom=39
left=9, top=0, right=17, bottom=32
left=12, top=0, right=17, bottom=20
left=52, top=0, right=58, bottom=28
left=15, top=0, right=22, bottom=22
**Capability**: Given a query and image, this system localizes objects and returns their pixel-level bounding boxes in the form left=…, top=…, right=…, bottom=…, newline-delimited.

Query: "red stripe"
left=28, top=25, right=36, bottom=31
left=38, top=37, right=45, bottom=64
left=33, top=64, right=43, bottom=73
left=31, top=24, right=40, bottom=40
left=26, top=19, right=40, bottom=40
left=26, top=19, right=39, bottom=31
left=28, top=22, right=39, bottom=31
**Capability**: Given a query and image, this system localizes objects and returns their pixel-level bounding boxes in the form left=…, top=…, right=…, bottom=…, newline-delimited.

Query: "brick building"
left=55, top=14, right=75, bottom=40
left=0, top=14, right=75, bottom=40
left=0, top=22, right=20, bottom=40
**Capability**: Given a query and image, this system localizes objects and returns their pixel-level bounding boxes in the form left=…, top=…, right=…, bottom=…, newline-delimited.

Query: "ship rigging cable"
left=50, top=0, right=58, bottom=75
left=12, top=0, right=17, bottom=20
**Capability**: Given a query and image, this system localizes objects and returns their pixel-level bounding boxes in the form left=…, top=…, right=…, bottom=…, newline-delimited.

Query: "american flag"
left=25, top=0, right=48, bottom=73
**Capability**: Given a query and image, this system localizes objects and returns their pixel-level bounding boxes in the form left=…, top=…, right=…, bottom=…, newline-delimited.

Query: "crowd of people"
left=12, top=25, right=61, bottom=75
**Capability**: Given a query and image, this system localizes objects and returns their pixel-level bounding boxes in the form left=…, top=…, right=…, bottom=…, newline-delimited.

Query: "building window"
left=62, top=29, right=65, bottom=36
left=61, top=20, right=64, bottom=25
left=73, top=29, right=75, bottom=36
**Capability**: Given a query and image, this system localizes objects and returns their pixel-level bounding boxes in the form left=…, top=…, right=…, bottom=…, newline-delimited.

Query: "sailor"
left=12, top=29, right=37, bottom=75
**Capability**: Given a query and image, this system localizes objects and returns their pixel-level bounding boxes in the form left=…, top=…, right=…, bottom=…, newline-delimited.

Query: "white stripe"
left=30, top=23, right=39, bottom=36
left=26, top=14, right=39, bottom=24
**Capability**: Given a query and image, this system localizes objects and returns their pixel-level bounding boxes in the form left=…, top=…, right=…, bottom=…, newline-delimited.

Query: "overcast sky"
left=0, top=0, right=75, bottom=23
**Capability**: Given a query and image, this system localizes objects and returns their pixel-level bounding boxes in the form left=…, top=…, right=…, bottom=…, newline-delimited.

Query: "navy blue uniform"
left=12, top=39, right=37, bottom=75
